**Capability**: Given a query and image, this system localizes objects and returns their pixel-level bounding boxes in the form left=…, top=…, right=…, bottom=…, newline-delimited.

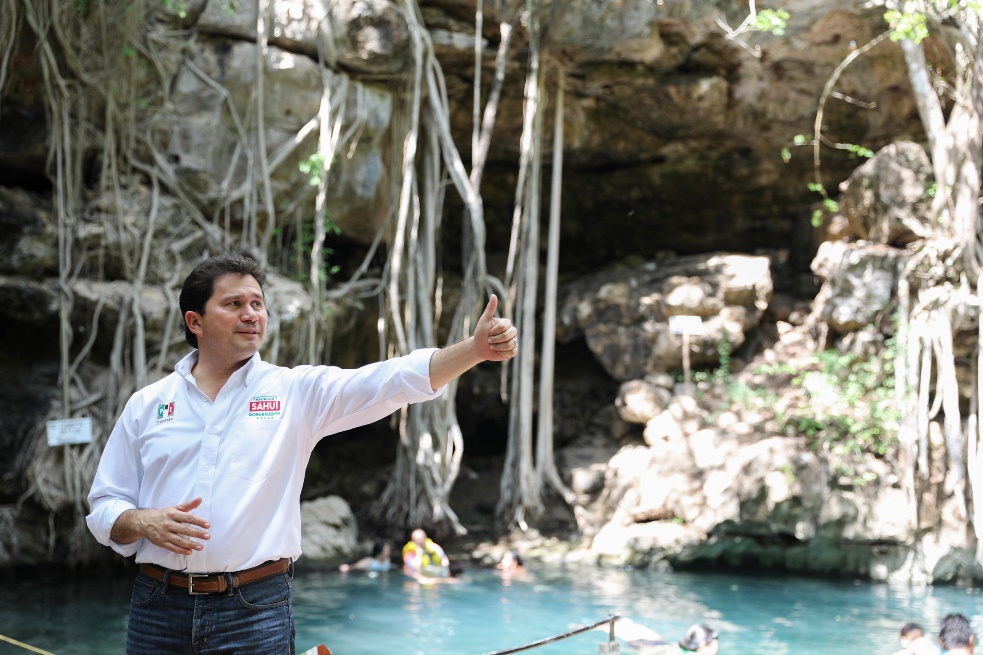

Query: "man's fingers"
left=163, top=524, right=209, bottom=553
left=170, top=497, right=210, bottom=529
left=175, top=513, right=210, bottom=529
left=175, top=497, right=203, bottom=512
left=488, top=320, right=515, bottom=339
left=163, top=537, right=199, bottom=555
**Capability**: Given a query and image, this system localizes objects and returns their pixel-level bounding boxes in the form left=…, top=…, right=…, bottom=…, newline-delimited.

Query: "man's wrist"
left=110, top=508, right=143, bottom=545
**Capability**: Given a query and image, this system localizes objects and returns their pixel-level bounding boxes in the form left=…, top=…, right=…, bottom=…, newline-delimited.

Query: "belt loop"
left=161, top=569, right=170, bottom=595
left=225, top=572, right=235, bottom=596
left=287, top=558, right=294, bottom=580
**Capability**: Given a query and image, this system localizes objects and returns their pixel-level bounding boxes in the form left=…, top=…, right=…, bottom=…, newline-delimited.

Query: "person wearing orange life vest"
left=402, top=528, right=449, bottom=575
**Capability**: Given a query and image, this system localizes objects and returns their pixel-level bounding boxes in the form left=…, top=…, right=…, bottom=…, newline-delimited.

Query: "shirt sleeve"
left=86, top=403, right=144, bottom=558
left=305, top=348, right=446, bottom=440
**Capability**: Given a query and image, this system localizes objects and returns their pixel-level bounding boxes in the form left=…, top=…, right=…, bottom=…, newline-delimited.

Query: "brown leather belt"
left=139, top=558, right=291, bottom=595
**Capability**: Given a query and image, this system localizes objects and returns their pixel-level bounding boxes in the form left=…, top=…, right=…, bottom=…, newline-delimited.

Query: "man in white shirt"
left=86, top=253, right=518, bottom=654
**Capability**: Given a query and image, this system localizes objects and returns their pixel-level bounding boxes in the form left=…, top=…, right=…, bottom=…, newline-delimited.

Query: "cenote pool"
left=1, top=564, right=981, bottom=655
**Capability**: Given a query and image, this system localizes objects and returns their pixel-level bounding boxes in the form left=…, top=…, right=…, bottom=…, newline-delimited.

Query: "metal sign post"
left=668, top=315, right=704, bottom=388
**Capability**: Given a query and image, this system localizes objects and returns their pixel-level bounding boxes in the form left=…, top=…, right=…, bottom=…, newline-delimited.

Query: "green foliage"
left=844, top=143, right=874, bottom=159
left=161, top=0, right=189, bottom=19
left=271, top=208, right=342, bottom=285
left=781, top=134, right=811, bottom=163
left=726, top=380, right=781, bottom=410
left=299, top=153, right=331, bottom=187
left=788, top=337, right=900, bottom=467
left=716, top=336, right=732, bottom=383
left=752, top=9, right=791, bottom=36
left=807, top=183, right=841, bottom=228
left=724, top=330, right=900, bottom=487
left=884, top=10, right=929, bottom=44
left=690, top=336, right=733, bottom=386
left=750, top=362, right=795, bottom=376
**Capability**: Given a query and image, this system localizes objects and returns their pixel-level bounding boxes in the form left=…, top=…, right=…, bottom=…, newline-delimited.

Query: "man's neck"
left=192, top=351, right=252, bottom=400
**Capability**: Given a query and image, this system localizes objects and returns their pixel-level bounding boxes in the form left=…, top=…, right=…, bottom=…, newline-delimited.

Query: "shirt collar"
left=174, top=350, right=264, bottom=385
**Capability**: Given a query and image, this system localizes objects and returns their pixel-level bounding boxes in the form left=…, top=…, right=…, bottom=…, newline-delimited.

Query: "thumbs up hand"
left=427, top=294, right=519, bottom=390
left=474, top=294, right=518, bottom=362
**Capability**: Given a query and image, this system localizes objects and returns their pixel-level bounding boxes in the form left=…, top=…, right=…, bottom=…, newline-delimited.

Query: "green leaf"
left=753, top=9, right=791, bottom=36
left=884, top=10, right=929, bottom=44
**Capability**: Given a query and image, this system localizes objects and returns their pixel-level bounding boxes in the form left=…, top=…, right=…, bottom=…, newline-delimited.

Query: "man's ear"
left=185, top=311, right=204, bottom=338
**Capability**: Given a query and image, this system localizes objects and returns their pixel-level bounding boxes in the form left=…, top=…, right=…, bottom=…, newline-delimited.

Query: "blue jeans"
left=126, top=567, right=295, bottom=655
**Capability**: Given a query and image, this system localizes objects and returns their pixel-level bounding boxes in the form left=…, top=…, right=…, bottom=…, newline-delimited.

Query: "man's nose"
left=241, top=305, right=259, bottom=321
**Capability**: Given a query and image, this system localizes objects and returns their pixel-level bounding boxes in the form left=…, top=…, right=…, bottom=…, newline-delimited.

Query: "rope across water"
left=0, top=633, right=59, bottom=655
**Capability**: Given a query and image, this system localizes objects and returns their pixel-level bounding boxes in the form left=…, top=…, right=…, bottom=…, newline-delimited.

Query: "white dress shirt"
left=86, top=348, right=443, bottom=573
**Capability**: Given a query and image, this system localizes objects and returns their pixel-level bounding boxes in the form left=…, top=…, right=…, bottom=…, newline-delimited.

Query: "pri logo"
left=156, top=402, right=175, bottom=423
left=248, top=395, right=282, bottom=418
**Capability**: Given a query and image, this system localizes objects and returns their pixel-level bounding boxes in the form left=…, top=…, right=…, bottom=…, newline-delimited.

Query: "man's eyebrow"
left=218, top=291, right=265, bottom=302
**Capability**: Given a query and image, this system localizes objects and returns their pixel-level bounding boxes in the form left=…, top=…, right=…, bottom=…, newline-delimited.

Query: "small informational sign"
left=599, top=642, right=621, bottom=655
left=669, top=315, right=703, bottom=335
left=46, top=417, right=93, bottom=447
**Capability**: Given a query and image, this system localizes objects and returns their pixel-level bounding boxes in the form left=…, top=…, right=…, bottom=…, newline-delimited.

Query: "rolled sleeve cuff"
left=86, top=498, right=141, bottom=557
left=413, top=348, right=447, bottom=397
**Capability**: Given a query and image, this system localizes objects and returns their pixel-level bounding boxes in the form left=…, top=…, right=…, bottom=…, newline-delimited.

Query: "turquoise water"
left=2, top=565, right=982, bottom=655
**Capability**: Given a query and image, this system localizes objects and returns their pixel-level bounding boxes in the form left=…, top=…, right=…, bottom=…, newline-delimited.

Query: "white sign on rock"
left=669, top=315, right=703, bottom=335
left=46, top=418, right=93, bottom=447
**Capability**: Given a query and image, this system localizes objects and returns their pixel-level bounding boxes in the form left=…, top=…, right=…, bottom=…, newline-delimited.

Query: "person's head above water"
left=498, top=550, right=523, bottom=570
left=371, top=541, right=391, bottom=559
left=939, top=613, right=974, bottom=653
left=679, top=624, right=719, bottom=654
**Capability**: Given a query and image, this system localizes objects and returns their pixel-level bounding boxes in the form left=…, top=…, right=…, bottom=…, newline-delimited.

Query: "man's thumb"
left=480, top=294, right=499, bottom=323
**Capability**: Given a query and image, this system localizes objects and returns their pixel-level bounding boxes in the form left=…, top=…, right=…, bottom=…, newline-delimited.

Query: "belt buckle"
left=187, top=573, right=209, bottom=595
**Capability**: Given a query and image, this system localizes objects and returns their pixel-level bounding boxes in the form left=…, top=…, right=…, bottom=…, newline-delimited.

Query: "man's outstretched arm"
left=429, top=294, right=518, bottom=391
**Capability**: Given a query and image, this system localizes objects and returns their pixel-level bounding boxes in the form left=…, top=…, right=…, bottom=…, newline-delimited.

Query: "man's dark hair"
left=901, top=623, right=924, bottom=638
left=939, top=613, right=974, bottom=650
left=179, top=253, right=267, bottom=348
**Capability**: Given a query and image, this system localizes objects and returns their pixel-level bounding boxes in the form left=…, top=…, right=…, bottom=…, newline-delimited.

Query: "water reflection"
left=1, top=566, right=982, bottom=655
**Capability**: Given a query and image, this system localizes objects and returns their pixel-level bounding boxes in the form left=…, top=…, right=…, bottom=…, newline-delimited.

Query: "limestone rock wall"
left=0, top=0, right=960, bottom=579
